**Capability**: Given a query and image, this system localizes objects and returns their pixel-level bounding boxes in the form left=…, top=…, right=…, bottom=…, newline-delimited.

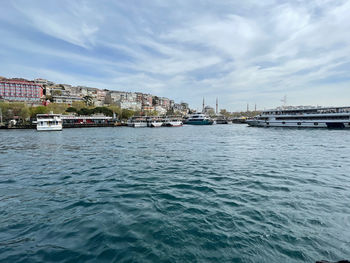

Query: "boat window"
left=282, top=122, right=285, bottom=124
left=297, top=122, right=301, bottom=125
left=314, top=122, right=318, bottom=126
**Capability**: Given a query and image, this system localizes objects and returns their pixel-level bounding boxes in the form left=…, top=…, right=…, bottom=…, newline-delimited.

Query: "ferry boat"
left=247, top=106, right=350, bottom=128
left=36, top=114, right=63, bottom=131
left=146, top=117, right=163, bottom=127
left=163, top=117, right=183, bottom=127
left=127, top=117, right=147, bottom=128
left=184, top=113, right=214, bottom=125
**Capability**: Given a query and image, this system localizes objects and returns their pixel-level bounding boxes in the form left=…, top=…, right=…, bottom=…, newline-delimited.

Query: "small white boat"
left=163, top=117, right=183, bottom=127
left=146, top=117, right=163, bottom=127
left=36, top=114, right=63, bottom=131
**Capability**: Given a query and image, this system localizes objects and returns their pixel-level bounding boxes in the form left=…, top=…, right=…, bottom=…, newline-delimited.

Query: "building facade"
left=0, top=79, right=43, bottom=102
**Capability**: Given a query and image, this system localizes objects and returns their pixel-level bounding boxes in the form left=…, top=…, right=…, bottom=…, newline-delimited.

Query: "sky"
left=1, top=0, right=350, bottom=111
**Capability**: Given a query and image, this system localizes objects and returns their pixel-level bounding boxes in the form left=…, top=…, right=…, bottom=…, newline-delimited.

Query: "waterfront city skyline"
left=1, top=0, right=350, bottom=111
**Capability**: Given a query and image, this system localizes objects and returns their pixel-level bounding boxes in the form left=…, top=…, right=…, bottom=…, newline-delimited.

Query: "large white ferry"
left=247, top=106, right=350, bottom=128
left=36, top=114, right=63, bottom=131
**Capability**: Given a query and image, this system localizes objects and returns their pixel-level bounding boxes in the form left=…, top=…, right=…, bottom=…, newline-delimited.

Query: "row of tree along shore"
left=0, top=101, right=144, bottom=127
left=0, top=101, right=261, bottom=129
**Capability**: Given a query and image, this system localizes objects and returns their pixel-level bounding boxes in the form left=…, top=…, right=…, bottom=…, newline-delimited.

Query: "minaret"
left=255, top=104, right=257, bottom=112
left=216, top=97, right=218, bottom=114
left=247, top=103, right=249, bottom=112
left=202, top=97, right=205, bottom=112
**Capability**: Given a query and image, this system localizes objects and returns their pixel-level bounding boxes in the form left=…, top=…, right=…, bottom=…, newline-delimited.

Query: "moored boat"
left=163, top=117, right=183, bottom=127
left=36, top=114, right=63, bottom=131
left=184, top=113, right=213, bottom=125
left=247, top=106, right=350, bottom=128
left=127, top=117, right=147, bottom=127
left=215, top=116, right=229, bottom=124
left=146, top=117, right=163, bottom=127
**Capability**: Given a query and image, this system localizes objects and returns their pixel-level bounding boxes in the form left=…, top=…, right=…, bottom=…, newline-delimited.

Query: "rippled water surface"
left=1, top=125, right=350, bottom=262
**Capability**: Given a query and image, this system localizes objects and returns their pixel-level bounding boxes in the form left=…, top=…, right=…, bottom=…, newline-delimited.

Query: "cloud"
left=1, top=0, right=350, bottom=110
left=11, top=0, right=102, bottom=48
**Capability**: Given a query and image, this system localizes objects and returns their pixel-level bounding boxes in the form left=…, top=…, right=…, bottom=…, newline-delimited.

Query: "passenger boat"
left=184, top=113, right=214, bottom=125
left=36, top=114, right=63, bottom=131
left=247, top=106, right=350, bottom=128
left=163, top=117, right=183, bottom=127
left=127, top=117, right=147, bottom=128
left=146, top=117, right=163, bottom=127
left=232, top=117, right=247, bottom=124
left=215, top=116, right=229, bottom=124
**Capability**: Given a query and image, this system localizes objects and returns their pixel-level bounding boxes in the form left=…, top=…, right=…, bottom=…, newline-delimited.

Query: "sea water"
left=0, top=125, right=350, bottom=262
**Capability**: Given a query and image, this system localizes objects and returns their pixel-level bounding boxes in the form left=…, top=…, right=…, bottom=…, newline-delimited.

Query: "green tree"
left=30, top=106, right=48, bottom=118
left=108, top=105, right=122, bottom=118
left=51, top=90, right=62, bottom=96
left=121, top=109, right=135, bottom=120
left=207, top=109, right=216, bottom=117
left=83, top=95, right=94, bottom=106
left=19, top=107, right=30, bottom=121
left=47, top=103, right=68, bottom=114
left=66, top=107, right=77, bottom=113
left=72, top=101, right=86, bottom=110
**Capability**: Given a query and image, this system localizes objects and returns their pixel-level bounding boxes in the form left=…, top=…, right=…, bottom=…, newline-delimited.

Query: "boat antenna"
left=281, top=95, right=287, bottom=108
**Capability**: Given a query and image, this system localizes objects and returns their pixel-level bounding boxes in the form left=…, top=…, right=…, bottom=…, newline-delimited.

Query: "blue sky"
left=1, top=0, right=350, bottom=111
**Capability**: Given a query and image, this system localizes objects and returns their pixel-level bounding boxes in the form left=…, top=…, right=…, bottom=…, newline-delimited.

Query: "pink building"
left=0, top=79, right=43, bottom=102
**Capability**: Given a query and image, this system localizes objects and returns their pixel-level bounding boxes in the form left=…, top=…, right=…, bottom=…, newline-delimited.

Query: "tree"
left=30, top=106, right=48, bottom=118
left=152, top=96, right=159, bottom=106
left=72, top=101, right=86, bottom=110
left=19, top=107, right=30, bottom=121
left=66, top=107, right=77, bottom=113
left=220, top=109, right=231, bottom=118
left=83, top=95, right=94, bottom=107
left=108, top=105, right=122, bottom=118
left=121, top=109, right=135, bottom=120
left=144, top=110, right=158, bottom=116
left=207, top=109, right=215, bottom=117
left=51, top=90, right=62, bottom=96
left=46, top=103, right=68, bottom=114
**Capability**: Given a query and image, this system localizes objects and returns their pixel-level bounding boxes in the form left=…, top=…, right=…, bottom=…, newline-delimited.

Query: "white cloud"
left=1, top=0, right=350, bottom=110
left=11, top=0, right=101, bottom=48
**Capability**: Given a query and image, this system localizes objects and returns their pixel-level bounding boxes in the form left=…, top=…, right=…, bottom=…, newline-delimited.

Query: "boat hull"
left=164, top=121, right=183, bottom=127
left=132, top=123, right=147, bottom=128
left=37, top=125, right=62, bottom=131
left=185, top=120, right=213, bottom=125
left=149, top=122, right=163, bottom=127
left=247, top=120, right=350, bottom=128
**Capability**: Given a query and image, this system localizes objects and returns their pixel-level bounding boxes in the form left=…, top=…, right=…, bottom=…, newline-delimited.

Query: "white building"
left=154, top=106, right=167, bottom=115
left=117, top=101, right=142, bottom=111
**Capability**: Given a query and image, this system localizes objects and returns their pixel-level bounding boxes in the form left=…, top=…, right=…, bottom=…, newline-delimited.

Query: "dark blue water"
left=1, top=125, right=350, bottom=262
